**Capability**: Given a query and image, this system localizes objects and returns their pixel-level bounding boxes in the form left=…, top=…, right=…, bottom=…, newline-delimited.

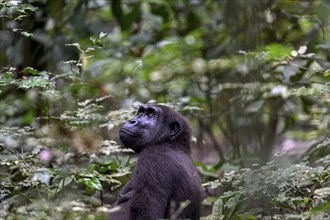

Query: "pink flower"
left=39, top=149, right=53, bottom=162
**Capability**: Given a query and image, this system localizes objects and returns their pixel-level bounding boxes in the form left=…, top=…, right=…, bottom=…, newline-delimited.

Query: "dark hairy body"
left=109, top=104, right=202, bottom=220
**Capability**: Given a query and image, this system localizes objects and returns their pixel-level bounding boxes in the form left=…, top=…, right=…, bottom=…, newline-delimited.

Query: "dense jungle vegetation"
left=0, top=0, right=329, bottom=219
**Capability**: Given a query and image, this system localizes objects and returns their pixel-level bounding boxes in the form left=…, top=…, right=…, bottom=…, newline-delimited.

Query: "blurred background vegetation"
left=0, top=0, right=329, bottom=219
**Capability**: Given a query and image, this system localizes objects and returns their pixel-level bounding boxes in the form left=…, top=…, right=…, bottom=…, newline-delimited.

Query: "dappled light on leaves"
left=0, top=0, right=329, bottom=219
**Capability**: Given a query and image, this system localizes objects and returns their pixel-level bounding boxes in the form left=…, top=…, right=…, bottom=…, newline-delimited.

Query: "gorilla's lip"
left=120, top=128, right=140, bottom=137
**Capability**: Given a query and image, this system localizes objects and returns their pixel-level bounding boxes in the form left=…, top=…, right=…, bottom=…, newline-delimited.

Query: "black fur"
left=110, top=105, right=202, bottom=220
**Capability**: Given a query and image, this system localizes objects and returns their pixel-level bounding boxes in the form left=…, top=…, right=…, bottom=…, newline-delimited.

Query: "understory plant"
left=204, top=138, right=330, bottom=220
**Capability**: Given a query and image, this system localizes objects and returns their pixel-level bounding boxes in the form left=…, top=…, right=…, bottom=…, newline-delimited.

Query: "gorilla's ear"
left=170, top=121, right=180, bottom=137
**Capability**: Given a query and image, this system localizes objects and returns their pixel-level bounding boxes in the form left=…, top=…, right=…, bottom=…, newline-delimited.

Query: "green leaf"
left=210, top=198, right=224, bottom=220
left=3, top=72, right=14, bottom=78
left=299, top=16, right=313, bottom=33
left=22, top=109, right=35, bottom=125
left=265, top=43, right=293, bottom=60
left=79, top=172, right=94, bottom=178
left=78, top=176, right=102, bottom=191
left=18, top=76, right=54, bottom=90
left=15, top=14, right=29, bottom=20
left=246, top=214, right=257, bottom=220
left=210, top=180, right=221, bottom=189
left=22, top=4, right=38, bottom=12
left=20, top=31, right=33, bottom=37
left=310, top=202, right=330, bottom=215
left=48, top=176, right=74, bottom=199
left=111, top=0, right=141, bottom=31
left=87, top=164, right=96, bottom=172
left=314, top=187, right=330, bottom=198
left=22, top=67, right=39, bottom=75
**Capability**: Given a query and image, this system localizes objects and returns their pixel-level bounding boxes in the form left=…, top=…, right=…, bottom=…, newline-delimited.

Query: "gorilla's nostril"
left=129, top=119, right=138, bottom=125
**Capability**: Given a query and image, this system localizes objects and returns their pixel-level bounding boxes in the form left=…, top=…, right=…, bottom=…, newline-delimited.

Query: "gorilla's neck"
left=142, top=142, right=191, bottom=155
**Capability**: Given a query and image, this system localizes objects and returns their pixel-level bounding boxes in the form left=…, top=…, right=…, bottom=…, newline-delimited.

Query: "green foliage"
left=204, top=146, right=330, bottom=219
left=0, top=0, right=37, bottom=36
left=0, top=0, right=329, bottom=219
left=0, top=141, right=134, bottom=219
left=18, top=76, right=54, bottom=90
left=0, top=68, right=54, bottom=94
left=265, top=43, right=294, bottom=60
left=207, top=197, right=224, bottom=220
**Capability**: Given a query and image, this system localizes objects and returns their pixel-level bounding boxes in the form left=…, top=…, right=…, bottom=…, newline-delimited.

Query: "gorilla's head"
left=119, top=105, right=192, bottom=153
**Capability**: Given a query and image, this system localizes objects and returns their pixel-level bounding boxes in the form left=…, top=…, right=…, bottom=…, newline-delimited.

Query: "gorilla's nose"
left=129, top=119, right=138, bottom=125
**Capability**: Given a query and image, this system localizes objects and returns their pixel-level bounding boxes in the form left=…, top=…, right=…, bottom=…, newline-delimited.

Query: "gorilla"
left=110, top=104, right=202, bottom=220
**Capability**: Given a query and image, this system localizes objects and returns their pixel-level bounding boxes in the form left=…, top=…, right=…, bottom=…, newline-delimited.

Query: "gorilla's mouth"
left=120, top=128, right=140, bottom=137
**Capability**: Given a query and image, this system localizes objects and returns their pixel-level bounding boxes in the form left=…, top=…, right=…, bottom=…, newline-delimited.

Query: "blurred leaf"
left=22, top=109, right=34, bottom=125
left=310, top=202, right=330, bottom=215
left=314, top=187, right=330, bottom=199
left=209, top=197, right=224, bottom=220
left=265, top=43, right=293, bottom=60
left=18, top=76, right=55, bottom=90
left=20, top=31, right=33, bottom=37
left=299, top=16, right=313, bottom=33
left=78, top=173, right=102, bottom=191
left=49, top=176, right=74, bottom=199
left=22, top=67, right=39, bottom=75
left=111, top=0, right=141, bottom=31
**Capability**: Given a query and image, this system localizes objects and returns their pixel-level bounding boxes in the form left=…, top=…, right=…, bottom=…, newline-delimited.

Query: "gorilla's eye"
left=147, top=112, right=155, bottom=118
left=137, top=111, right=144, bottom=117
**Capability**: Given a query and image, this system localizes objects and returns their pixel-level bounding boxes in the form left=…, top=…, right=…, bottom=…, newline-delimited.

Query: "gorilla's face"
left=119, top=105, right=181, bottom=153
